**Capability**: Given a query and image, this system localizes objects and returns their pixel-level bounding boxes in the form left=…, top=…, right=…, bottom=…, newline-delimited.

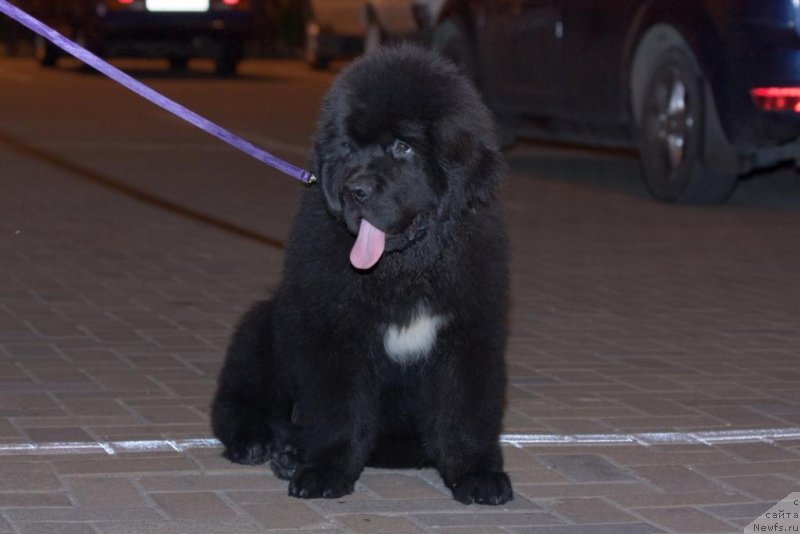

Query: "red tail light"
left=212, top=0, right=249, bottom=9
left=106, top=0, right=137, bottom=10
left=751, top=87, right=800, bottom=113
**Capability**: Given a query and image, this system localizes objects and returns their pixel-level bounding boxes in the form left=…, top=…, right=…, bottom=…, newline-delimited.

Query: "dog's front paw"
left=223, top=441, right=269, bottom=465
left=269, top=445, right=298, bottom=480
left=288, top=467, right=354, bottom=499
left=221, top=424, right=273, bottom=465
left=449, top=471, right=513, bottom=505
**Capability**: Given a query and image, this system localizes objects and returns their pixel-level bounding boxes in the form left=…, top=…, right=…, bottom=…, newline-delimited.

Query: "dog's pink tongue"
left=350, top=219, right=386, bottom=270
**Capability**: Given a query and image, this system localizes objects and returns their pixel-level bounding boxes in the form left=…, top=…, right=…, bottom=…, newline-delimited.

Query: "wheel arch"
left=433, top=0, right=483, bottom=82
left=624, top=2, right=724, bottom=125
left=362, top=3, right=384, bottom=31
left=436, top=0, right=479, bottom=41
left=624, top=1, right=741, bottom=173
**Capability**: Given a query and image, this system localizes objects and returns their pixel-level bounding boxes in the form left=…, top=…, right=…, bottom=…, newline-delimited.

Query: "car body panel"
left=29, top=0, right=253, bottom=69
left=370, top=0, right=419, bottom=34
left=309, top=0, right=365, bottom=37
left=306, top=0, right=444, bottom=63
left=438, top=0, right=800, bottom=170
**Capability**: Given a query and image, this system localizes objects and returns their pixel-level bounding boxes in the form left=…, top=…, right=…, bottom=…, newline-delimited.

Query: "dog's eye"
left=390, top=140, right=414, bottom=158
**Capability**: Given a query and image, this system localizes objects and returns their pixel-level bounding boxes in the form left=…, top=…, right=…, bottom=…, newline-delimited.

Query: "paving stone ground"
left=1, top=57, right=800, bottom=533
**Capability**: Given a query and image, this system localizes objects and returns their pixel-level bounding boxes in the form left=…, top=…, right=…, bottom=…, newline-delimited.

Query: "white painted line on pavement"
left=1, top=428, right=799, bottom=456
left=501, top=427, right=800, bottom=447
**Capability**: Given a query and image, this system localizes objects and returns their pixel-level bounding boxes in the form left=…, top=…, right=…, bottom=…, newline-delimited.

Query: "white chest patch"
left=383, top=308, right=447, bottom=365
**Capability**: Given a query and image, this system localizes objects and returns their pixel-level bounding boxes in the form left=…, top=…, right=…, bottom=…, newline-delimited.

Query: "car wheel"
left=35, top=35, right=59, bottom=67
left=496, top=120, right=517, bottom=150
left=364, top=15, right=384, bottom=54
left=69, top=27, right=105, bottom=73
left=215, top=57, right=238, bottom=77
left=431, top=17, right=477, bottom=84
left=169, top=56, right=189, bottom=72
left=215, top=45, right=240, bottom=77
left=304, top=18, right=330, bottom=69
left=637, top=46, right=737, bottom=204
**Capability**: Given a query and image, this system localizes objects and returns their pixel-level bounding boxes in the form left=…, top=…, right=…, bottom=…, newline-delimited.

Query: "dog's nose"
left=343, top=180, right=373, bottom=203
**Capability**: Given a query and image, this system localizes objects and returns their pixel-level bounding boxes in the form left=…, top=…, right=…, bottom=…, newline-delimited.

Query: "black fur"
left=211, top=45, right=512, bottom=505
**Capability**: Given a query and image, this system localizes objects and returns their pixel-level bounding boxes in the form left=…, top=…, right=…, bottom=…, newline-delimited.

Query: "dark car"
left=33, top=0, right=254, bottom=76
left=432, top=0, right=800, bottom=203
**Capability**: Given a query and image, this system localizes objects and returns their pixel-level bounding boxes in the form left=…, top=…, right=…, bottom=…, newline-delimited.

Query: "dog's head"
left=311, top=45, right=503, bottom=270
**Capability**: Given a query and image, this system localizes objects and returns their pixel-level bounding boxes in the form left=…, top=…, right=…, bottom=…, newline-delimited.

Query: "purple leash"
left=0, top=0, right=316, bottom=185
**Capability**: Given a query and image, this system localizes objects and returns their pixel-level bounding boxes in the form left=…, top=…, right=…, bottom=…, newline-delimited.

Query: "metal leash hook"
left=0, top=0, right=316, bottom=185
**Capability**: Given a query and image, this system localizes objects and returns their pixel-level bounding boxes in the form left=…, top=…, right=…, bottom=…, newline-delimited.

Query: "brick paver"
left=1, top=56, right=800, bottom=532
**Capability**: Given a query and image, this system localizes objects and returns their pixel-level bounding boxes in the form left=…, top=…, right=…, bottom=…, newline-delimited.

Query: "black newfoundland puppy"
left=211, top=45, right=512, bottom=505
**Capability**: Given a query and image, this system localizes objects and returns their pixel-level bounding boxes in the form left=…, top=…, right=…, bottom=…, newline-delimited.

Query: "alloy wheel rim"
left=652, top=69, right=694, bottom=171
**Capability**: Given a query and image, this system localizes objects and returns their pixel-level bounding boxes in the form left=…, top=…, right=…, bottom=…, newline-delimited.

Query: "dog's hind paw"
left=288, top=467, right=354, bottom=499
left=449, top=471, right=513, bottom=505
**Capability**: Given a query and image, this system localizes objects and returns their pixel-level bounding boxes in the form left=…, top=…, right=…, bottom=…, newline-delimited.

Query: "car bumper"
left=89, top=10, right=253, bottom=57
left=98, top=10, right=252, bottom=36
left=748, top=137, right=800, bottom=170
left=716, top=16, right=800, bottom=149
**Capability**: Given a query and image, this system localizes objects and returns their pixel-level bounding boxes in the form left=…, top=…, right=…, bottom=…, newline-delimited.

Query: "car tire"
left=364, top=15, right=384, bottom=54
left=215, top=57, right=238, bottom=77
left=431, top=17, right=477, bottom=85
left=35, top=35, right=59, bottom=67
left=497, top=120, right=517, bottom=150
left=169, top=56, right=189, bottom=72
left=637, top=44, right=737, bottom=204
left=71, top=28, right=104, bottom=74
left=304, top=18, right=331, bottom=70
left=215, top=45, right=240, bottom=77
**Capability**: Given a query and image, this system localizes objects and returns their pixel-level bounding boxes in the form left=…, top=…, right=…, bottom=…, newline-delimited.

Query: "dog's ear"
left=310, top=103, right=345, bottom=216
left=435, top=118, right=504, bottom=210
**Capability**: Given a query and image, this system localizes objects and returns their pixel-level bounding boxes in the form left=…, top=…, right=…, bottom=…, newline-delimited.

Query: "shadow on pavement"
left=0, top=130, right=286, bottom=249
left=506, top=140, right=800, bottom=210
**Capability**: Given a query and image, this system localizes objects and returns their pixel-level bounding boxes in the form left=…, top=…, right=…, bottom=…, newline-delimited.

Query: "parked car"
left=33, top=0, right=254, bottom=76
left=303, top=0, right=443, bottom=69
left=431, top=0, right=800, bottom=204
left=303, top=0, right=362, bottom=68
